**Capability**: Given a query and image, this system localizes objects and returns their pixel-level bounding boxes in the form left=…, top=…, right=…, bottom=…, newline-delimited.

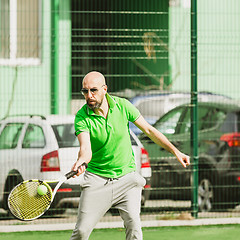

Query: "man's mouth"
left=88, top=100, right=96, bottom=104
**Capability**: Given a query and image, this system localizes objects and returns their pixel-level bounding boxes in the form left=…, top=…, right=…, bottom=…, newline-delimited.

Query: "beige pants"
left=70, top=171, right=146, bottom=240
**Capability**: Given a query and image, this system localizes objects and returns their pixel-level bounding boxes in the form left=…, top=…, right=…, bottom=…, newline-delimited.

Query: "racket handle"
left=65, top=162, right=88, bottom=180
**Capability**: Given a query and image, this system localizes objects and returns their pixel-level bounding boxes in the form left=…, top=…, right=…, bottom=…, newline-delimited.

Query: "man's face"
left=81, top=78, right=107, bottom=110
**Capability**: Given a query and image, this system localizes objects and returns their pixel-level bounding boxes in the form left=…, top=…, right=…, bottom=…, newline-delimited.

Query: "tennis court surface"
left=1, top=225, right=240, bottom=240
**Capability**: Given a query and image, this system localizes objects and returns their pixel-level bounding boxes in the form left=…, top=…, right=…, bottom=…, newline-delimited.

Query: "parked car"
left=0, top=114, right=151, bottom=215
left=139, top=100, right=240, bottom=212
left=125, top=90, right=232, bottom=135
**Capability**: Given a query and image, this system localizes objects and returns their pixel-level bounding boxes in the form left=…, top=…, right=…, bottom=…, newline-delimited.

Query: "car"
left=125, top=90, right=232, bottom=135
left=139, top=100, right=240, bottom=212
left=0, top=114, right=151, bottom=216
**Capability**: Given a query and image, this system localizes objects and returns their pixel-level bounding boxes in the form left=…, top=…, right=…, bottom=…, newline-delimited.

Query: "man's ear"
left=103, top=85, right=108, bottom=93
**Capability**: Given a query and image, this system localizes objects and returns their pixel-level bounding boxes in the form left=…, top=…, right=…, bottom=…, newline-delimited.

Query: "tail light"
left=41, top=150, right=60, bottom=172
left=141, top=148, right=151, bottom=168
left=140, top=148, right=152, bottom=183
left=220, top=133, right=240, bottom=147
left=56, top=188, right=72, bottom=192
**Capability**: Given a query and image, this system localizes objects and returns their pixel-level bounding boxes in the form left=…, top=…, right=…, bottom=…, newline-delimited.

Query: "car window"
left=179, top=107, right=209, bottom=133
left=130, top=133, right=137, bottom=146
left=52, top=124, right=79, bottom=148
left=179, top=107, right=226, bottom=133
left=200, top=108, right=226, bottom=130
left=0, top=123, right=24, bottom=149
left=22, top=124, right=45, bottom=148
left=153, top=107, right=184, bottom=135
left=219, top=112, right=238, bottom=133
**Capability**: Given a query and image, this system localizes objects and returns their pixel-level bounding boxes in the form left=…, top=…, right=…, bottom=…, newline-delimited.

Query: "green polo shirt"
left=74, top=94, right=140, bottom=178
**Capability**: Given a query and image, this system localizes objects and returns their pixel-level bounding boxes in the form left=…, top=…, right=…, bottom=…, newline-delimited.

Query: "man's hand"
left=175, top=152, right=190, bottom=168
left=71, top=161, right=87, bottom=177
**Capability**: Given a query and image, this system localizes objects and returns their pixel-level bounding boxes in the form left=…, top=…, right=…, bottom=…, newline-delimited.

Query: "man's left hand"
left=176, top=152, right=190, bottom=168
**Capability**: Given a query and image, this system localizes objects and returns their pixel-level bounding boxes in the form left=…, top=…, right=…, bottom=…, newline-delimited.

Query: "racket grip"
left=65, top=162, right=88, bottom=179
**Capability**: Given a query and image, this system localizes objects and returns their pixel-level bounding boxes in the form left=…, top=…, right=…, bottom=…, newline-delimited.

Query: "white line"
left=1, top=218, right=240, bottom=232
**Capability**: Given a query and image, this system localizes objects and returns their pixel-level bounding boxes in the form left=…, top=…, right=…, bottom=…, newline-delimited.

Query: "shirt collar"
left=106, top=93, right=117, bottom=109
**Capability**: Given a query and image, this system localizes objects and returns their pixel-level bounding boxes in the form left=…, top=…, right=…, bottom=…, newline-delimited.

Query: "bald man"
left=70, top=71, right=190, bottom=240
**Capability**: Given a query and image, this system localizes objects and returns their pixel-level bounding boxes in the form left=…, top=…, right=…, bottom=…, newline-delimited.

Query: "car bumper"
left=218, top=172, right=240, bottom=201
left=142, top=177, right=151, bottom=205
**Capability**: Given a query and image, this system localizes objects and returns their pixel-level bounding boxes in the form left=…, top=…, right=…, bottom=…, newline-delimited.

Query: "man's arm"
left=72, top=131, right=92, bottom=176
left=134, top=115, right=190, bottom=168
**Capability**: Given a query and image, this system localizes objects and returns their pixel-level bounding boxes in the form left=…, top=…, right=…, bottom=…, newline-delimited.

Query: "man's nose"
left=86, top=90, right=94, bottom=98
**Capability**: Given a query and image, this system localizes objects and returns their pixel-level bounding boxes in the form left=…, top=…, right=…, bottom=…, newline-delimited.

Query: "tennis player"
left=70, top=71, right=190, bottom=240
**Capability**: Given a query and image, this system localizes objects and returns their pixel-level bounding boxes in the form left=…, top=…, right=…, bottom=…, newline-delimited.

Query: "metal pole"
left=191, top=0, right=198, bottom=218
left=51, top=0, right=59, bottom=114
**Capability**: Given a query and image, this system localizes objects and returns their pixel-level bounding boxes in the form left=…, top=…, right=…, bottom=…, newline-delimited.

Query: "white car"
left=0, top=115, right=151, bottom=214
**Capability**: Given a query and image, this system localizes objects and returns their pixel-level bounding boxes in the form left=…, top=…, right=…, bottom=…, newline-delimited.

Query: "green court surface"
left=1, top=225, right=240, bottom=240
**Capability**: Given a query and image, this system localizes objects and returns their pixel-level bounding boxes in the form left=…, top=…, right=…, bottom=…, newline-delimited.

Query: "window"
left=0, top=0, right=41, bottom=66
left=154, top=107, right=184, bottom=135
left=52, top=124, right=79, bottom=148
left=179, top=106, right=226, bottom=134
left=22, top=124, right=45, bottom=148
left=199, top=108, right=226, bottom=131
left=0, top=123, right=24, bottom=149
left=179, top=108, right=191, bottom=134
left=219, top=112, right=237, bottom=133
left=130, top=133, right=137, bottom=146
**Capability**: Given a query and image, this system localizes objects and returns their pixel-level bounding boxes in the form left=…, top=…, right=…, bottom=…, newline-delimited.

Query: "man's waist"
left=86, top=164, right=136, bottom=179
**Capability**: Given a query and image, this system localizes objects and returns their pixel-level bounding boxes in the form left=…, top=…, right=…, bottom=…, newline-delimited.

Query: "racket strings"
left=8, top=181, right=52, bottom=220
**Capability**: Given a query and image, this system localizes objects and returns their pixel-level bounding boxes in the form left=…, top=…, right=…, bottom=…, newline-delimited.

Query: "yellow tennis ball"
left=37, top=185, right=48, bottom=195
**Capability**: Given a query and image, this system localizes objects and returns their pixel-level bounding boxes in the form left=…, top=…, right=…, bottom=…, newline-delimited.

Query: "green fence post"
left=51, top=0, right=59, bottom=114
left=191, top=0, right=198, bottom=218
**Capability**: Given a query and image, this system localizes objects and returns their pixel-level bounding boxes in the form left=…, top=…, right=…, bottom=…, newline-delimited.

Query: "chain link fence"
left=1, top=0, right=240, bottom=226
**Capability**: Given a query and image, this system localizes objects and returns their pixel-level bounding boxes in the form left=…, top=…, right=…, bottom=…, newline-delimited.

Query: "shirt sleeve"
left=74, top=113, right=90, bottom=136
left=122, top=98, right=141, bottom=122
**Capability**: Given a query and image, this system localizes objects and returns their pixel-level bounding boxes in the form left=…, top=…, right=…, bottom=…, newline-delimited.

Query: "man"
left=70, top=71, right=190, bottom=240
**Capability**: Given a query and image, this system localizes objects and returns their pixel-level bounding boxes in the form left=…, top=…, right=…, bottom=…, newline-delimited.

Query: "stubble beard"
left=87, top=99, right=103, bottom=110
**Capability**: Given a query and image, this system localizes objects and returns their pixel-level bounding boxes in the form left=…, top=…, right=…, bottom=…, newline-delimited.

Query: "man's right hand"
left=71, top=161, right=87, bottom=177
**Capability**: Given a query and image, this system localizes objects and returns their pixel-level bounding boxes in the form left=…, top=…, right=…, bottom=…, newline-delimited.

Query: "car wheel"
left=141, top=194, right=145, bottom=206
left=3, top=172, right=23, bottom=212
left=198, top=175, right=214, bottom=212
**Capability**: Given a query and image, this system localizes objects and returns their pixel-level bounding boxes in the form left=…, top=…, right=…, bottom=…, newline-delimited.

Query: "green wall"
left=169, top=0, right=240, bottom=99
left=0, top=0, right=71, bottom=119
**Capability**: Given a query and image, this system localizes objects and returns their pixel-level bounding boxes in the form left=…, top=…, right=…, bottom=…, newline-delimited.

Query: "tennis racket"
left=8, top=162, right=87, bottom=221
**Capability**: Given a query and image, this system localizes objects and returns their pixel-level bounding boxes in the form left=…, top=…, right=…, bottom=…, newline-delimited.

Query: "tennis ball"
left=37, top=185, right=48, bottom=195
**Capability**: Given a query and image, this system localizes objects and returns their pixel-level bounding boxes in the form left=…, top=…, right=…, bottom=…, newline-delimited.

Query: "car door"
left=140, top=106, right=188, bottom=199
left=178, top=105, right=226, bottom=157
left=19, top=123, right=47, bottom=180
left=0, top=122, right=25, bottom=201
